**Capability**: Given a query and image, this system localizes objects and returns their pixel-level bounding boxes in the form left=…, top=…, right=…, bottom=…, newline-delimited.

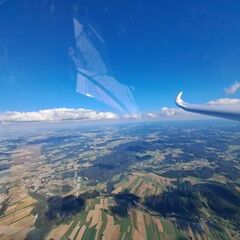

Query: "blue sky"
left=1, top=0, right=240, bottom=115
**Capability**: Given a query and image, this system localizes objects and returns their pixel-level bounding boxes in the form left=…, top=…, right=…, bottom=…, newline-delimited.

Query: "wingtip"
left=175, top=91, right=183, bottom=106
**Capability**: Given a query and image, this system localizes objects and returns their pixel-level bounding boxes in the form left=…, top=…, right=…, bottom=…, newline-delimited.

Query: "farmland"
left=46, top=196, right=184, bottom=240
left=0, top=121, right=240, bottom=239
left=0, top=187, right=37, bottom=240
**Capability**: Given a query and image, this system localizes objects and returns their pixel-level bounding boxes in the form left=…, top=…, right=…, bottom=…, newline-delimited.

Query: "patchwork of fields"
left=46, top=196, right=185, bottom=240
left=1, top=122, right=240, bottom=239
left=0, top=187, right=36, bottom=240
left=45, top=172, right=235, bottom=240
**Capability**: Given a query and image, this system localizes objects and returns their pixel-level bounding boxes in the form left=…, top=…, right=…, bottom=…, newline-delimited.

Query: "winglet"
left=175, top=91, right=183, bottom=106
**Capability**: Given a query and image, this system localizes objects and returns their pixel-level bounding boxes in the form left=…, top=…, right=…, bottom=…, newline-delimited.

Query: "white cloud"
left=207, top=98, right=240, bottom=105
left=160, top=107, right=184, bottom=117
left=0, top=108, right=119, bottom=122
left=146, top=112, right=159, bottom=118
left=146, top=107, right=195, bottom=120
left=225, top=81, right=240, bottom=94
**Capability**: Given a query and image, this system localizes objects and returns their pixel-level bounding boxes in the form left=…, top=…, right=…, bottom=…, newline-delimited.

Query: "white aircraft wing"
left=176, top=92, right=240, bottom=121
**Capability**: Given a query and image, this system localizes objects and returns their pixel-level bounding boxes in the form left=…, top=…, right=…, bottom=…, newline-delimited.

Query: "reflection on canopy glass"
left=71, top=17, right=141, bottom=119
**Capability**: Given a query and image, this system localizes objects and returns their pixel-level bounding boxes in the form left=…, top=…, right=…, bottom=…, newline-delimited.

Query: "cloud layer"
left=146, top=107, right=193, bottom=120
left=160, top=107, right=184, bottom=117
left=2, top=95, right=240, bottom=123
left=0, top=108, right=119, bottom=122
left=225, top=81, right=240, bottom=94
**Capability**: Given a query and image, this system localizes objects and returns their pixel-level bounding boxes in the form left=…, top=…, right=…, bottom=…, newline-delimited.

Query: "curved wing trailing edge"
left=175, top=92, right=240, bottom=121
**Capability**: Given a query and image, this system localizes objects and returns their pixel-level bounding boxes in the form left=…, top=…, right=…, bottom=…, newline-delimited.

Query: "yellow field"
left=113, top=172, right=173, bottom=198
left=0, top=187, right=37, bottom=240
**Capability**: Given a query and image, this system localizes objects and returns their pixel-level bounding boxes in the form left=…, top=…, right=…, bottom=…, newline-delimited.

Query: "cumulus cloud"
left=146, top=107, right=195, bottom=120
left=225, top=81, right=240, bottom=94
left=160, top=107, right=184, bottom=117
left=0, top=108, right=119, bottom=122
left=146, top=112, right=159, bottom=118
